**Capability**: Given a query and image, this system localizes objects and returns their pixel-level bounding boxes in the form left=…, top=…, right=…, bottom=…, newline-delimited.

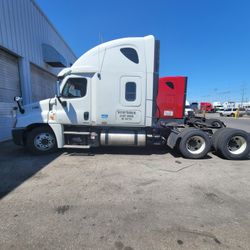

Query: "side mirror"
left=14, top=96, right=22, bottom=102
left=14, top=96, right=25, bottom=114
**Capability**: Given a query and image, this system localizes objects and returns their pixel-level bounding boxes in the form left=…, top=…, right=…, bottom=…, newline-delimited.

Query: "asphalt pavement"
left=205, top=113, right=250, bottom=132
left=0, top=116, right=250, bottom=250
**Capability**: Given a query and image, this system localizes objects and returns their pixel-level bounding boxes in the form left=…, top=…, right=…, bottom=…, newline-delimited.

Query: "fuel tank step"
left=63, top=131, right=90, bottom=135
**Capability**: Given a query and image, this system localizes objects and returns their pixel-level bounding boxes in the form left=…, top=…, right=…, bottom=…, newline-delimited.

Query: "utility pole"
left=240, top=84, right=247, bottom=107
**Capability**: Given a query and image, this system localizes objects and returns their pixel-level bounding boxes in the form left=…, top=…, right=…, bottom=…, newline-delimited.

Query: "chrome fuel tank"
left=100, top=131, right=146, bottom=146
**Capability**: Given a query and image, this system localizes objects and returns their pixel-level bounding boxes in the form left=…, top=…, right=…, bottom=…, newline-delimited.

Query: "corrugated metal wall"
left=0, top=49, right=21, bottom=101
left=30, top=64, right=56, bottom=102
left=0, top=49, right=21, bottom=141
left=0, top=0, right=76, bottom=75
left=0, top=0, right=77, bottom=141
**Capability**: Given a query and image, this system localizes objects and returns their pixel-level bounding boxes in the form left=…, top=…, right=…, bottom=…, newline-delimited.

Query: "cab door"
left=55, top=75, right=91, bottom=125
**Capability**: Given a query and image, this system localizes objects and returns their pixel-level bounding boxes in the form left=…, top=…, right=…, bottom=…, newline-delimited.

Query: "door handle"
left=84, top=112, right=89, bottom=120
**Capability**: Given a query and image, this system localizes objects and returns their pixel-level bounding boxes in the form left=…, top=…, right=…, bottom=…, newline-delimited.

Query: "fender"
left=49, top=123, right=64, bottom=148
left=166, top=130, right=180, bottom=149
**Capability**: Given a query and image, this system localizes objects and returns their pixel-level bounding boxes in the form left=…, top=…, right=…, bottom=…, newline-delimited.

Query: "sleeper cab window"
left=125, top=82, right=136, bottom=101
left=120, top=48, right=139, bottom=64
left=62, top=78, right=87, bottom=98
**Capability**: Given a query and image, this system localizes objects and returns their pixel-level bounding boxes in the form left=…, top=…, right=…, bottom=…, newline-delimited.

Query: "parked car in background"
left=244, top=106, right=250, bottom=116
left=220, top=108, right=246, bottom=117
left=216, top=107, right=224, bottom=114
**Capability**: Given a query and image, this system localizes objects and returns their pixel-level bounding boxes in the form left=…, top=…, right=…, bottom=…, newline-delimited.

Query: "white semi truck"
left=12, top=35, right=250, bottom=160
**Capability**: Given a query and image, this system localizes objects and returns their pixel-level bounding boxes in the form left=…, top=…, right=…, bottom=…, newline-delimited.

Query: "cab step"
left=63, top=145, right=90, bottom=149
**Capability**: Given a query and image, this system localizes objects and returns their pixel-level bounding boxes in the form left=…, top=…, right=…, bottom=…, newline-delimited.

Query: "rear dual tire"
left=178, top=129, right=211, bottom=159
left=212, top=128, right=250, bottom=160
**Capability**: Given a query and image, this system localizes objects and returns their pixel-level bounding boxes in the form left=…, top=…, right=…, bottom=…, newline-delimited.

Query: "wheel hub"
left=186, top=136, right=206, bottom=155
left=34, top=133, right=55, bottom=151
left=227, top=136, right=247, bottom=155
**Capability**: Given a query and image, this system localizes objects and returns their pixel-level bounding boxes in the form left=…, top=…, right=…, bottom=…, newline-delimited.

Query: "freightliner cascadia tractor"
left=12, top=35, right=250, bottom=159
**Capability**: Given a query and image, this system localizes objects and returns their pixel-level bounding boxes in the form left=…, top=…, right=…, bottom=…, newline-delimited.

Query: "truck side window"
left=125, top=82, right=136, bottom=101
left=62, top=78, right=87, bottom=98
left=120, top=48, right=139, bottom=64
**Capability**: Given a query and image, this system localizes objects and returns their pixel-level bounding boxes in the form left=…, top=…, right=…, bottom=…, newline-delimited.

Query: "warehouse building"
left=0, top=0, right=76, bottom=141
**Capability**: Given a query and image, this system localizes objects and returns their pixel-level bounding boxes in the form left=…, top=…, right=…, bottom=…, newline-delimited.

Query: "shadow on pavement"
left=62, top=145, right=182, bottom=157
left=96, top=146, right=212, bottom=159
left=0, top=140, right=61, bottom=199
left=0, top=141, right=215, bottom=200
left=62, top=146, right=213, bottom=159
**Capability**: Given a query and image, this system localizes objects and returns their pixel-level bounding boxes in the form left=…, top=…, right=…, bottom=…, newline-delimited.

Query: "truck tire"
left=207, top=119, right=225, bottom=128
left=178, top=129, right=211, bottom=159
left=212, top=128, right=229, bottom=151
left=26, top=126, right=57, bottom=155
left=216, top=129, right=250, bottom=160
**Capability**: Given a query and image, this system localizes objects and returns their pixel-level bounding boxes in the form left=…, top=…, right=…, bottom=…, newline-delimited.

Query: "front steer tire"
left=178, top=129, right=211, bottom=159
left=26, top=126, right=57, bottom=155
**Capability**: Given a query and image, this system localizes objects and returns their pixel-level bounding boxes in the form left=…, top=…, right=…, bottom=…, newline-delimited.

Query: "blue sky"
left=36, top=0, right=250, bottom=103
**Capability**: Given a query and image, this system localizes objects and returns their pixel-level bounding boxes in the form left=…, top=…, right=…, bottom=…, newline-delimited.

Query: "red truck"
left=200, top=102, right=213, bottom=112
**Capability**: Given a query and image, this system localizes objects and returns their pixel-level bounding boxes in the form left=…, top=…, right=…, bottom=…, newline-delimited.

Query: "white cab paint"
left=57, top=35, right=156, bottom=127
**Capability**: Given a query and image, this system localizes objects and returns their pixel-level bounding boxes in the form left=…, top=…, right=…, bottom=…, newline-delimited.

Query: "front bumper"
left=12, top=128, right=25, bottom=145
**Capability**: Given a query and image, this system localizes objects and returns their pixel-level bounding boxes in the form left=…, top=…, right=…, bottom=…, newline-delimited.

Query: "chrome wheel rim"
left=34, top=133, right=55, bottom=151
left=186, top=136, right=206, bottom=155
left=227, top=136, right=247, bottom=155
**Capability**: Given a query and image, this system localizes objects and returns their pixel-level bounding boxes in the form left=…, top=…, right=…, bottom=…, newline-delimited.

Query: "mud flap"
left=166, top=131, right=179, bottom=149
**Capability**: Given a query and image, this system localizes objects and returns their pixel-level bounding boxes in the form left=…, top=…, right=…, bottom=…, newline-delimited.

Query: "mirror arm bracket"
left=56, top=95, right=67, bottom=107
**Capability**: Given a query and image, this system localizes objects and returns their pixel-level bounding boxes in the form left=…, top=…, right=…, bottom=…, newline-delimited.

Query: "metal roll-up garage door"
left=0, top=49, right=21, bottom=142
left=30, top=64, right=57, bottom=102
